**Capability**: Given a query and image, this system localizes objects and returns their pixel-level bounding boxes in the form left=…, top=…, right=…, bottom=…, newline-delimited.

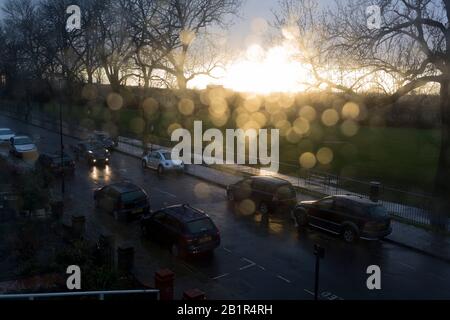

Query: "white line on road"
left=258, top=265, right=266, bottom=271
left=239, top=257, right=256, bottom=271
left=399, top=262, right=416, bottom=270
left=223, top=247, right=232, bottom=253
left=304, top=289, right=314, bottom=296
left=277, top=275, right=291, bottom=283
left=212, top=273, right=230, bottom=280
left=152, top=188, right=177, bottom=198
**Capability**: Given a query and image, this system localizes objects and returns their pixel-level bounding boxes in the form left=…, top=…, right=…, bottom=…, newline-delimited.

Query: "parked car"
left=292, top=195, right=392, bottom=243
left=88, top=131, right=117, bottom=151
left=0, top=128, right=15, bottom=144
left=94, top=182, right=150, bottom=220
left=71, top=141, right=110, bottom=166
left=35, top=152, right=75, bottom=174
left=226, top=176, right=297, bottom=214
left=9, top=135, right=37, bottom=157
left=141, top=150, right=184, bottom=175
left=141, top=204, right=220, bottom=257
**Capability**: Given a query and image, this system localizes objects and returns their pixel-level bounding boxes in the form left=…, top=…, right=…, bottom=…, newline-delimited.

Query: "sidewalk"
left=386, top=221, right=450, bottom=263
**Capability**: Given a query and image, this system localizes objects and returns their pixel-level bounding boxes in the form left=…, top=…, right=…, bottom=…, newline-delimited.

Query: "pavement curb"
left=382, top=237, right=450, bottom=264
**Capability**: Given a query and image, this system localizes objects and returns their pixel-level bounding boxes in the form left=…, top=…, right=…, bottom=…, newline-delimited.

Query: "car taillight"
left=181, top=235, right=194, bottom=244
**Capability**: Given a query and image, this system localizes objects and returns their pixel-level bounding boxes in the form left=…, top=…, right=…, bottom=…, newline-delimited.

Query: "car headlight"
left=106, top=158, right=109, bottom=162
left=93, top=159, right=96, bottom=163
left=88, top=151, right=93, bottom=154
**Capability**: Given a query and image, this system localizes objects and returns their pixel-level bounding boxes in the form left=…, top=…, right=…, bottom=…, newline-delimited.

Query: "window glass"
left=121, top=190, right=146, bottom=202
left=186, top=218, right=215, bottom=233
left=369, top=205, right=389, bottom=218
left=318, top=197, right=334, bottom=209
left=276, top=185, right=296, bottom=199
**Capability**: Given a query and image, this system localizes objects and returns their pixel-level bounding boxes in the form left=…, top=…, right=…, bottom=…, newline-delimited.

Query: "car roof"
left=333, top=195, right=379, bottom=206
left=249, top=176, right=292, bottom=186
left=109, top=182, right=142, bottom=193
left=160, top=204, right=208, bottom=222
left=14, top=135, right=31, bottom=140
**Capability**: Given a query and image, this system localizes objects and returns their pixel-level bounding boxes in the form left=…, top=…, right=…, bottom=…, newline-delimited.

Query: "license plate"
left=198, top=236, right=212, bottom=244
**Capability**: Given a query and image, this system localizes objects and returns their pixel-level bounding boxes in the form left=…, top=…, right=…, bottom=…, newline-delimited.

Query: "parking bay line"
left=276, top=275, right=291, bottom=284
left=239, top=258, right=256, bottom=271
left=212, top=273, right=230, bottom=280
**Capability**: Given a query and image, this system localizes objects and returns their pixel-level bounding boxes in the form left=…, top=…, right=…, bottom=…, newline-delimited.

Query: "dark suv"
left=293, top=195, right=392, bottom=243
left=227, top=176, right=297, bottom=214
left=141, top=204, right=220, bottom=257
left=94, top=182, right=150, bottom=221
left=35, top=152, right=75, bottom=174
left=71, top=141, right=110, bottom=166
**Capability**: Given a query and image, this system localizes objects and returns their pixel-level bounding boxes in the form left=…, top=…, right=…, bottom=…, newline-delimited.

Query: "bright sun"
left=191, top=42, right=313, bottom=94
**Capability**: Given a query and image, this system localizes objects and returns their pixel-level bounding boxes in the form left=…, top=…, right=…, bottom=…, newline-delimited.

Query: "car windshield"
left=121, top=190, right=146, bottom=203
left=186, top=218, right=215, bottom=233
left=162, top=152, right=172, bottom=160
left=15, top=137, right=32, bottom=145
left=0, top=129, right=13, bottom=135
left=277, top=185, right=296, bottom=199
left=369, top=205, right=389, bottom=218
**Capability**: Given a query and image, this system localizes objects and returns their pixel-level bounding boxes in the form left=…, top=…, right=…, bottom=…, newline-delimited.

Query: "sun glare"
left=191, top=42, right=313, bottom=94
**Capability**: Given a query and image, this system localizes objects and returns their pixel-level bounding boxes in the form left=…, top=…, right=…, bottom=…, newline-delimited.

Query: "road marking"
left=258, top=265, right=266, bottom=271
left=212, top=273, right=229, bottom=280
left=239, top=257, right=256, bottom=271
left=304, top=289, right=314, bottom=296
left=277, top=275, right=291, bottom=284
left=152, top=188, right=176, bottom=198
left=223, top=247, right=232, bottom=253
left=399, top=262, right=415, bottom=270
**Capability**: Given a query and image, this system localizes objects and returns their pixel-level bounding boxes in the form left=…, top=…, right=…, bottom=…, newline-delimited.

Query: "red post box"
left=155, top=269, right=175, bottom=300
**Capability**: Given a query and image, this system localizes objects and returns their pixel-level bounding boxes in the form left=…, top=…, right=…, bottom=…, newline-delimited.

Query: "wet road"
left=1, top=114, right=449, bottom=299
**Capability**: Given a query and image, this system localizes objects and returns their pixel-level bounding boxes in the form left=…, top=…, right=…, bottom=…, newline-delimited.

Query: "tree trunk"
left=432, top=80, right=450, bottom=231
left=176, top=73, right=187, bottom=90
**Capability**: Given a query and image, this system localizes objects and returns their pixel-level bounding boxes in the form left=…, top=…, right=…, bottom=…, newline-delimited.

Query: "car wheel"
left=227, top=190, right=234, bottom=201
left=343, top=227, right=357, bottom=243
left=157, top=165, right=164, bottom=176
left=259, top=201, right=269, bottom=215
left=142, top=160, right=147, bottom=168
left=294, top=209, right=308, bottom=228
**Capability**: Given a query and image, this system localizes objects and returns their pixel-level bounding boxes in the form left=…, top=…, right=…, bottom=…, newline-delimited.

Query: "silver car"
left=0, top=128, right=15, bottom=144
left=10, top=135, right=37, bottom=157
left=142, top=150, right=184, bottom=175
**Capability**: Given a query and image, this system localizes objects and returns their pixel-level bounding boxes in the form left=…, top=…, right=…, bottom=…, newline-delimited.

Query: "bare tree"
left=274, top=0, right=450, bottom=229
left=148, top=0, right=243, bottom=89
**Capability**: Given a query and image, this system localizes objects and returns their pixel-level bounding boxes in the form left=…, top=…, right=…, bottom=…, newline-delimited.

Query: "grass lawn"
left=280, top=126, right=440, bottom=193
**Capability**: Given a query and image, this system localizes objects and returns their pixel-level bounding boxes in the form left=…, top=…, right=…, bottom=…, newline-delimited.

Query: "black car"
left=89, top=131, right=117, bottom=151
left=293, top=195, right=392, bottom=243
left=35, top=152, right=75, bottom=174
left=71, top=141, right=110, bottom=166
left=226, top=176, right=297, bottom=214
left=94, top=182, right=150, bottom=220
left=141, top=204, right=220, bottom=257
